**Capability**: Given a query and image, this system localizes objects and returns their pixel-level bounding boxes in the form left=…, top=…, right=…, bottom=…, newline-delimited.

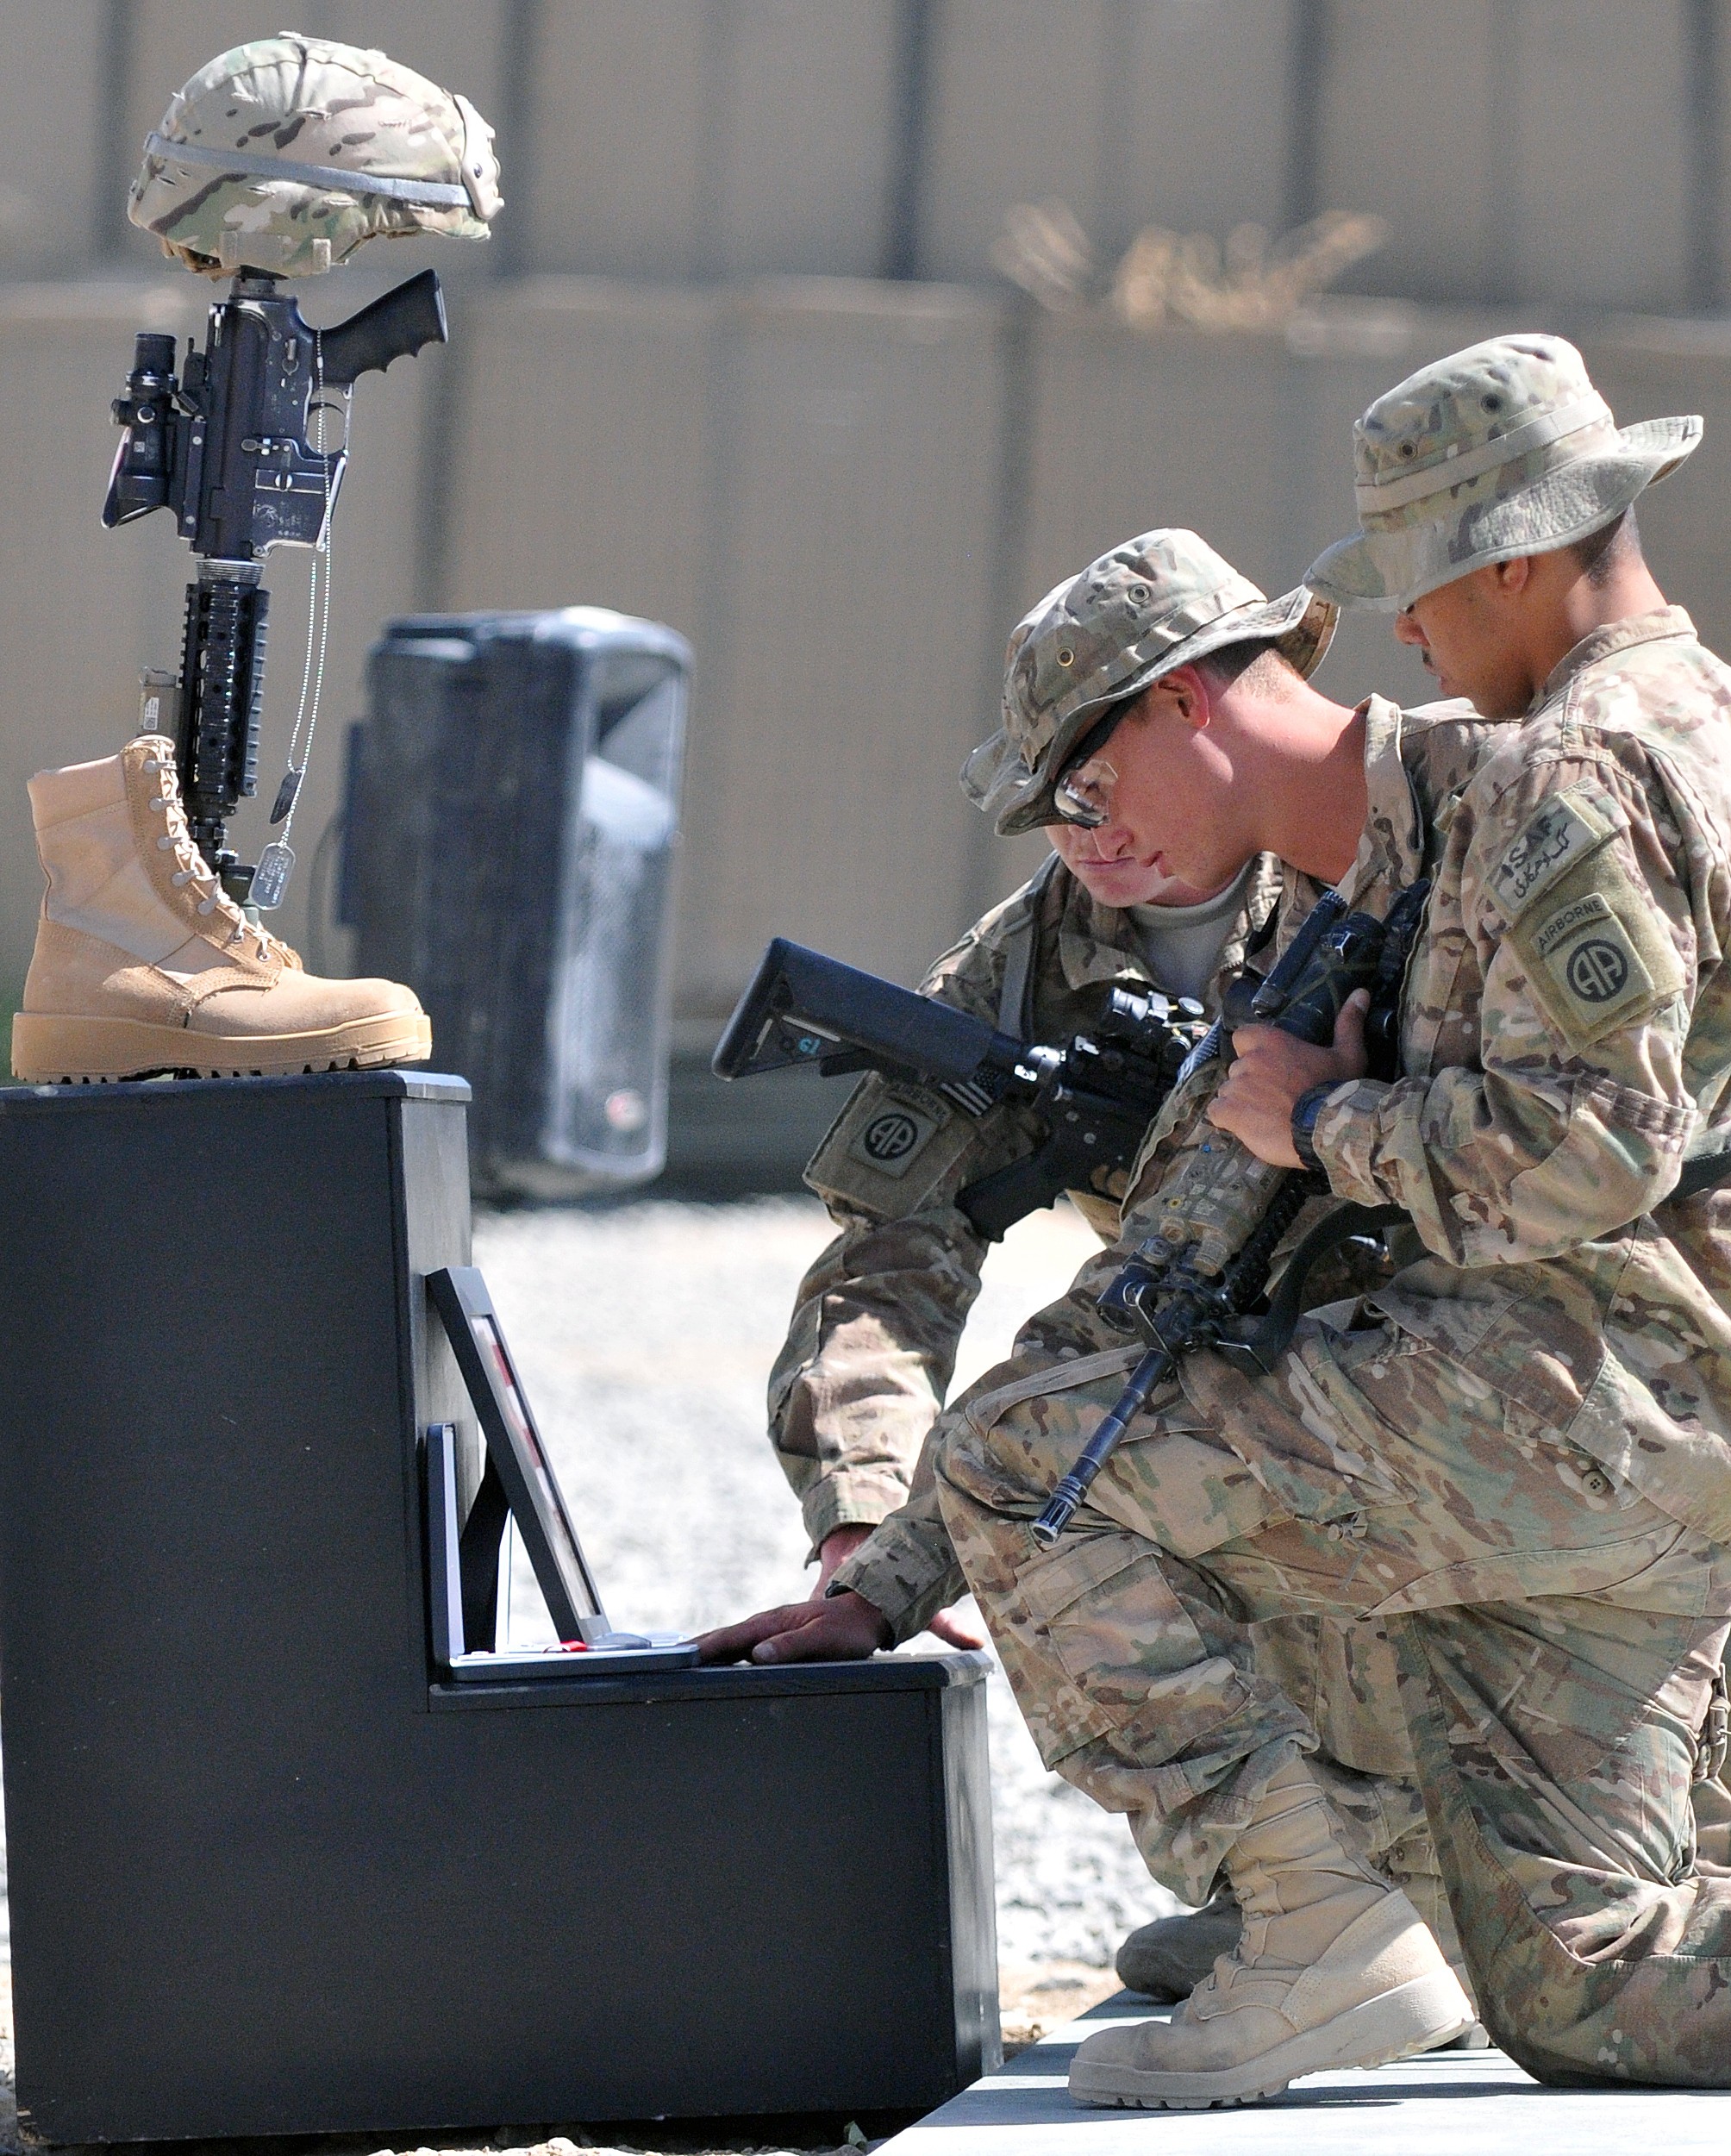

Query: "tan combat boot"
left=1383, top=1821, right=1489, bottom=2045
left=12, top=736, right=431, bottom=1082
left=1071, top=1757, right=1474, bottom=2109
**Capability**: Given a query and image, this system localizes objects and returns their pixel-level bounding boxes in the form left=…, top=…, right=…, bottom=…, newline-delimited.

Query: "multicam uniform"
left=929, top=614, right=1731, bottom=2087
left=770, top=530, right=1344, bottom=1585
left=767, top=848, right=1280, bottom=1576
left=775, top=705, right=1508, bottom=1919
left=128, top=34, right=501, bottom=279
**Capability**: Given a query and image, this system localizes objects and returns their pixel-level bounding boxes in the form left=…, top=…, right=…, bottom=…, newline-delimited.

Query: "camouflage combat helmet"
left=1307, top=334, right=1701, bottom=610
left=128, top=34, right=502, bottom=278
left=963, top=528, right=1336, bottom=835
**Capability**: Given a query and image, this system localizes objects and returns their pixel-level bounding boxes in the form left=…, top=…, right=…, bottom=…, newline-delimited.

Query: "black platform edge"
left=430, top=1647, right=993, bottom=1711
left=0, top=1067, right=472, bottom=1112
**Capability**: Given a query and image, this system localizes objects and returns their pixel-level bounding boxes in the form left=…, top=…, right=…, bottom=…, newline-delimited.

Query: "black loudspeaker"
left=0, top=1072, right=1000, bottom=2142
left=342, top=609, right=689, bottom=1199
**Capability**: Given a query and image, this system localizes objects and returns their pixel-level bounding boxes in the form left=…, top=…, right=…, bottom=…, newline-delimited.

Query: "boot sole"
left=1068, top=1969, right=1477, bottom=2111
left=11, top=1012, right=432, bottom=1083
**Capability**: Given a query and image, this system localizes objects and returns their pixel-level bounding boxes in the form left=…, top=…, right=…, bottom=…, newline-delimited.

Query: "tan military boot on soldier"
left=12, top=736, right=431, bottom=1082
left=1116, top=1890, right=1245, bottom=2003
left=1118, top=1822, right=1488, bottom=2044
left=1071, top=1757, right=1473, bottom=2109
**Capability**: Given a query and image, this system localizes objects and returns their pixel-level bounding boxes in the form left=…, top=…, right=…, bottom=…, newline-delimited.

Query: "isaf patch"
left=1487, top=784, right=1621, bottom=922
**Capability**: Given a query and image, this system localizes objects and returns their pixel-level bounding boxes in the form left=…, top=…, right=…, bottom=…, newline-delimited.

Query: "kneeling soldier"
left=708, top=529, right=1496, bottom=2015
left=919, top=338, right=1731, bottom=2104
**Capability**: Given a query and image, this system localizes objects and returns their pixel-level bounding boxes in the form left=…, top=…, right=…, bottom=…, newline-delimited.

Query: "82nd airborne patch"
left=1506, top=852, right=1685, bottom=1053
left=1528, top=889, right=1653, bottom=1041
left=850, top=1101, right=941, bottom=1175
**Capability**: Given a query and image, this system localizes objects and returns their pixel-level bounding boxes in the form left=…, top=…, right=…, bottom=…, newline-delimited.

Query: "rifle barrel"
left=1030, top=1344, right=1176, bottom=1545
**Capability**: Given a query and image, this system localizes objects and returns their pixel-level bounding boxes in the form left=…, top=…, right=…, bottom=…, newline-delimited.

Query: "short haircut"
left=1566, top=507, right=1641, bottom=590
left=1191, top=636, right=1299, bottom=699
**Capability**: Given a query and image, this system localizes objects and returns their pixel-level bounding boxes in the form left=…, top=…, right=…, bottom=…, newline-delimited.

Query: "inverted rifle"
left=711, top=937, right=1209, bottom=1240
left=103, top=267, right=447, bottom=909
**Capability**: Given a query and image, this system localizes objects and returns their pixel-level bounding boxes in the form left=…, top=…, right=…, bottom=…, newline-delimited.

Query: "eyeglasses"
left=1052, top=750, right=1120, bottom=828
left=1050, top=700, right=1130, bottom=828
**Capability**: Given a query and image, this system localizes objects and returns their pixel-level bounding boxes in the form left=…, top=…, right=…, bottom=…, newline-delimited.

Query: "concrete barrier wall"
left=9, top=1, right=1724, bottom=311
left=447, top=276, right=1008, bottom=1018
left=680, top=278, right=1005, bottom=1008
left=7, top=3, right=1731, bottom=1181
left=921, top=0, right=1297, bottom=279
left=526, top=0, right=904, bottom=282
left=1582, top=320, right=1731, bottom=657
left=0, top=3, right=109, bottom=278
left=1321, top=0, right=1696, bottom=312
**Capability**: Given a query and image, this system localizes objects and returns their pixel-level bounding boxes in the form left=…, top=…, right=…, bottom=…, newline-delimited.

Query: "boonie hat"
left=128, top=34, right=502, bottom=278
left=964, top=528, right=1336, bottom=835
left=1307, top=334, right=1700, bottom=611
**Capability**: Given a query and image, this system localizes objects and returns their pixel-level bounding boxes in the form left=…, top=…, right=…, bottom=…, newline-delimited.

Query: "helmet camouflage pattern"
left=964, top=529, right=1337, bottom=835
left=128, top=34, right=502, bottom=278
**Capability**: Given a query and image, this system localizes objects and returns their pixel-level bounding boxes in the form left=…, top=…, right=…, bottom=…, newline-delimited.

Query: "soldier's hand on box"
left=1208, top=988, right=1370, bottom=1166
left=696, top=1590, right=892, bottom=1665
left=927, top=1604, right=990, bottom=1649
left=814, top=1525, right=986, bottom=1649
left=815, top=1522, right=876, bottom=1593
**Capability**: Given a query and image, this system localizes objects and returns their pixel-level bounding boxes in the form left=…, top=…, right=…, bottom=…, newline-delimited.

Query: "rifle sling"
left=1219, top=1142, right=1731, bottom=1376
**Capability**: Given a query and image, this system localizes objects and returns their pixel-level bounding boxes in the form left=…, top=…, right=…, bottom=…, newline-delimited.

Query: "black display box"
left=0, top=1072, right=997, bottom=2143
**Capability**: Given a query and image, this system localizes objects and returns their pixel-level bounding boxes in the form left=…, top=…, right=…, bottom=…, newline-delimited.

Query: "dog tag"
left=252, top=841, right=296, bottom=910
left=269, top=768, right=303, bottom=824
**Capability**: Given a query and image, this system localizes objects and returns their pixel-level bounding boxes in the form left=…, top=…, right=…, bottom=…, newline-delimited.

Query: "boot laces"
left=141, top=752, right=290, bottom=966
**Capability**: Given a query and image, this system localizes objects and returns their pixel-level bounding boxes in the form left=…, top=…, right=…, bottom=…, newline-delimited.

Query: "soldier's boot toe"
left=1072, top=1890, right=1473, bottom=2109
left=1115, top=1891, right=1244, bottom=2002
left=1072, top=1758, right=1473, bottom=2109
left=1381, top=1822, right=1489, bottom=2047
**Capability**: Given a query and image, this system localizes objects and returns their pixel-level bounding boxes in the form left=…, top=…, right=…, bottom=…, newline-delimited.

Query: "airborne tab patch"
left=1533, top=905, right=1655, bottom=1046
left=1531, top=890, right=1615, bottom=962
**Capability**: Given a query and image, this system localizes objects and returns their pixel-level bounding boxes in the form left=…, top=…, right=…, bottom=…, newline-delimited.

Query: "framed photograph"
left=427, top=1265, right=609, bottom=1644
left=422, top=1419, right=467, bottom=1662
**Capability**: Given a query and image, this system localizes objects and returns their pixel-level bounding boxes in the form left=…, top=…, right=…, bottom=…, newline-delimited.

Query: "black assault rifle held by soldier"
left=711, top=937, right=1210, bottom=1242
left=1033, top=876, right=1731, bottom=1544
left=103, top=266, right=448, bottom=910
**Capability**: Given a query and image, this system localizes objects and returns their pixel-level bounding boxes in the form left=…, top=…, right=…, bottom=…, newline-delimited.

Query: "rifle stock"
left=714, top=937, right=1204, bottom=1240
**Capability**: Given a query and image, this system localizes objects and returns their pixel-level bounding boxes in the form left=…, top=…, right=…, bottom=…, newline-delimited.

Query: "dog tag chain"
left=254, top=328, right=342, bottom=912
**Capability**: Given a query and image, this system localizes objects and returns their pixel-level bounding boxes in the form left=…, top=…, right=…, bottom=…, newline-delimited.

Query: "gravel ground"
left=471, top=1195, right=1179, bottom=1972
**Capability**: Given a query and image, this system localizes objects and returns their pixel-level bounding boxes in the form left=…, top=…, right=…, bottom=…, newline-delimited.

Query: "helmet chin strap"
left=216, top=230, right=331, bottom=275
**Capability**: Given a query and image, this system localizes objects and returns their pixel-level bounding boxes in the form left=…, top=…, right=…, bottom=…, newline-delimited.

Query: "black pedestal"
left=0, top=1072, right=997, bottom=2143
